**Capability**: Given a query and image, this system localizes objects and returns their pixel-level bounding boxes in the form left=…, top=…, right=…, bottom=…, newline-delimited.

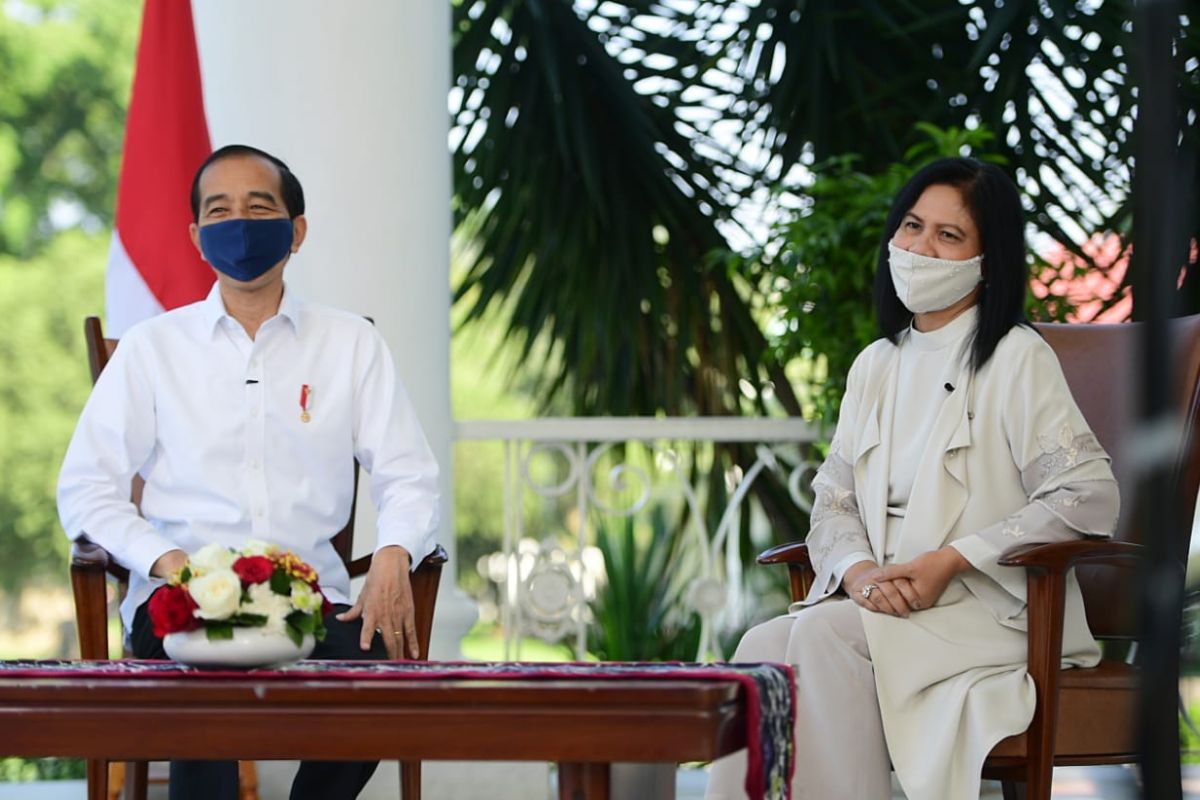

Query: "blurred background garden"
left=1, top=0, right=1198, bottom=784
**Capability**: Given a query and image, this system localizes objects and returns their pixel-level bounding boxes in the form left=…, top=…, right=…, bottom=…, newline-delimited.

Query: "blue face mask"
left=198, top=218, right=295, bottom=282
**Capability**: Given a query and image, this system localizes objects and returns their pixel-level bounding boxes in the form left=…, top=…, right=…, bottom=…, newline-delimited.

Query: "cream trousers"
left=704, top=599, right=891, bottom=800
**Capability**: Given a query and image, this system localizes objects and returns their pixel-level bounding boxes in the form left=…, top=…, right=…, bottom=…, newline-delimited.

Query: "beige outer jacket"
left=793, top=323, right=1120, bottom=800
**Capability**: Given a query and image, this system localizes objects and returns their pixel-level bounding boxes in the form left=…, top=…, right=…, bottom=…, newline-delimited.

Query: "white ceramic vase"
left=163, top=627, right=315, bottom=669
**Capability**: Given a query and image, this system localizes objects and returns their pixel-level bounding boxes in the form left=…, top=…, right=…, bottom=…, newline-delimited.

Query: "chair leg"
left=238, top=760, right=260, bottom=800
left=94, top=759, right=112, bottom=800
left=126, top=761, right=149, bottom=800
left=1024, top=754, right=1052, bottom=800
left=558, top=762, right=609, bottom=800
left=400, top=760, right=421, bottom=800
left=1001, top=780, right=1028, bottom=800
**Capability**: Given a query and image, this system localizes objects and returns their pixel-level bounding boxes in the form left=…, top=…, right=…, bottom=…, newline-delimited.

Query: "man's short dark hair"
left=189, top=144, right=306, bottom=222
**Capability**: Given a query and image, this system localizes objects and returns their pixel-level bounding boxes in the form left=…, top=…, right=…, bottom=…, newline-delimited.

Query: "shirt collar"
left=905, top=305, right=978, bottom=353
left=201, top=281, right=303, bottom=339
left=276, top=286, right=302, bottom=334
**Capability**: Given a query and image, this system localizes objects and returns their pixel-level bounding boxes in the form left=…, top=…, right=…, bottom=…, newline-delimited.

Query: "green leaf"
left=287, top=611, right=315, bottom=635
left=284, top=622, right=303, bottom=648
left=270, top=569, right=291, bottom=596
left=205, top=624, right=233, bottom=641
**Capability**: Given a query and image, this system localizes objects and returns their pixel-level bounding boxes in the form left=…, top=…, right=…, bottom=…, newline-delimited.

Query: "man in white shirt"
left=57, top=144, right=440, bottom=800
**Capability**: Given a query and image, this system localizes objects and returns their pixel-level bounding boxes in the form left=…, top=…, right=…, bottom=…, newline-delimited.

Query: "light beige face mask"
left=888, top=240, right=983, bottom=313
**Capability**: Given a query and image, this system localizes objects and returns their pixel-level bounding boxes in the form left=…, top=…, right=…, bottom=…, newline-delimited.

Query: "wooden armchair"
left=70, top=316, right=448, bottom=800
left=758, top=315, right=1200, bottom=800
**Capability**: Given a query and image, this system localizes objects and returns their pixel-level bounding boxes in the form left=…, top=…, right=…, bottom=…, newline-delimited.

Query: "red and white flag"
left=105, top=0, right=213, bottom=336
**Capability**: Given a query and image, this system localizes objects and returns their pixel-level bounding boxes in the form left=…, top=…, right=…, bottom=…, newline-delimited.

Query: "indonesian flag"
left=105, top=0, right=213, bottom=336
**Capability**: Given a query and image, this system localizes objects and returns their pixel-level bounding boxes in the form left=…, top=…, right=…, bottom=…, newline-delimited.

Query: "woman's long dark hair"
left=873, top=157, right=1029, bottom=371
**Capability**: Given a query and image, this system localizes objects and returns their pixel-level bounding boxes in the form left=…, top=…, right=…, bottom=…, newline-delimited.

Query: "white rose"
left=189, top=543, right=237, bottom=575
left=241, top=539, right=279, bottom=557
left=188, top=569, right=242, bottom=620
left=244, top=581, right=293, bottom=635
left=290, top=580, right=324, bottom=615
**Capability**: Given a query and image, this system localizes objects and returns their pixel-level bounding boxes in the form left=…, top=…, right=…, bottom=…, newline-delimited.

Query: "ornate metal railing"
left=454, top=418, right=822, bottom=661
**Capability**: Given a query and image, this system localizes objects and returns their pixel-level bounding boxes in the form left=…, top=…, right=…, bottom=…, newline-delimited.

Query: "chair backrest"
left=1034, top=315, right=1200, bottom=639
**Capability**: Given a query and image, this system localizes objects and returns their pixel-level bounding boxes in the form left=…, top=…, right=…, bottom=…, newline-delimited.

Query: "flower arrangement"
left=148, top=540, right=330, bottom=647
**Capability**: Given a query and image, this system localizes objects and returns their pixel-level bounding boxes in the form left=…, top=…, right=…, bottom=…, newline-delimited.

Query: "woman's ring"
left=861, top=584, right=877, bottom=600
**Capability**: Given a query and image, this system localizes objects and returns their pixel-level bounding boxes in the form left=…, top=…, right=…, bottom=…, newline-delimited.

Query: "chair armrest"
left=756, top=541, right=812, bottom=567
left=71, top=536, right=131, bottom=582
left=411, top=545, right=448, bottom=660
left=69, top=537, right=121, bottom=659
left=1009, top=539, right=1142, bottom=770
left=997, top=539, right=1142, bottom=573
left=344, top=544, right=449, bottom=579
left=757, top=542, right=815, bottom=604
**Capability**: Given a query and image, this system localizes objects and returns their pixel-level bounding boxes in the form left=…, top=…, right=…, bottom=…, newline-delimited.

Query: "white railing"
left=454, top=418, right=823, bottom=661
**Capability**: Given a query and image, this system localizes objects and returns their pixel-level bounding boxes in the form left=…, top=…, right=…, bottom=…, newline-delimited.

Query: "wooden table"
left=0, top=671, right=748, bottom=799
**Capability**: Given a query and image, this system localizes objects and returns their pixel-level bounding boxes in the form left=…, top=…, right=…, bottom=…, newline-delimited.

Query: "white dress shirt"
left=58, top=283, right=440, bottom=631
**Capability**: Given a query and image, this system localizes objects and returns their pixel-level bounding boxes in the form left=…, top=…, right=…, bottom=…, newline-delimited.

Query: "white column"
left=192, top=2, right=476, bottom=643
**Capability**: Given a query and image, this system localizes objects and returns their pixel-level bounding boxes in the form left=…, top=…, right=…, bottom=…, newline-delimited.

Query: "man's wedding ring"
left=861, top=584, right=877, bottom=600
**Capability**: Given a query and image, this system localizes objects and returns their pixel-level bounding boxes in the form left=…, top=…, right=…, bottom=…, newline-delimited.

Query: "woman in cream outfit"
left=705, top=158, right=1119, bottom=800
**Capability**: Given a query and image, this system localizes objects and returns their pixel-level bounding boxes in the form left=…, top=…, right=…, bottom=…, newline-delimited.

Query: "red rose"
left=232, top=555, right=275, bottom=586
left=148, top=585, right=199, bottom=637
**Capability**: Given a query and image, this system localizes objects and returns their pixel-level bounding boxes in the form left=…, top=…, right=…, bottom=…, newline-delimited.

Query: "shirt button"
left=254, top=508, right=264, bottom=518
left=249, top=407, right=259, bottom=418
left=249, top=459, right=260, bottom=470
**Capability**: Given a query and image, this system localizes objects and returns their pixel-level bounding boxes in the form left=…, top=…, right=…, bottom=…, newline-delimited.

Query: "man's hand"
left=150, top=549, right=188, bottom=580
left=874, top=547, right=971, bottom=611
left=336, top=545, right=417, bottom=659
left=842, top=559, right=913, bottom=617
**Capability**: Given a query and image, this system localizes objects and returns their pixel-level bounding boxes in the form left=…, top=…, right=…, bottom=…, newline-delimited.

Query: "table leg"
left=126, top=760, right=149, bottom=800
left=400, top=760, right=421, bottom=800
left=558, top=762, right=610, bottom=800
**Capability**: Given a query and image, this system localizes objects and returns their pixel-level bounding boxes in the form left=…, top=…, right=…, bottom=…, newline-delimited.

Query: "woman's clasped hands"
left=842, top=546, right=971, bottom=617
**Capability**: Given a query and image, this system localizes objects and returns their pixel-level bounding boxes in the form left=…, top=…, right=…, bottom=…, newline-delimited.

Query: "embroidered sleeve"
left=951, top=338, right=1120, bottom=608
left=960, top=432, right=1118, bottom=560
left=799, top=451, right=873, bottom=605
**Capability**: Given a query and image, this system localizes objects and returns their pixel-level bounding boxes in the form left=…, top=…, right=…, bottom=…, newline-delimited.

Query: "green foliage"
left=0, top=1, right=139, bottom=596
left=0, top=756, right=85, bottom=782
left=587, top=507, right=700, bottom=662
left=0, top=0, right=138, bottom=257
left=0, top=230, right=105, bottom=592
left=745, top=125, right=1003, bottom=425
left=449, top=256, right=557, bottom=599
left=451, top=0, right=800, bottom=418
left=452, top=0, right=1197, bottom=424
left=1183, top=699, right=1200, bottom=764
left=694, top=0, right=1197, bottom=312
